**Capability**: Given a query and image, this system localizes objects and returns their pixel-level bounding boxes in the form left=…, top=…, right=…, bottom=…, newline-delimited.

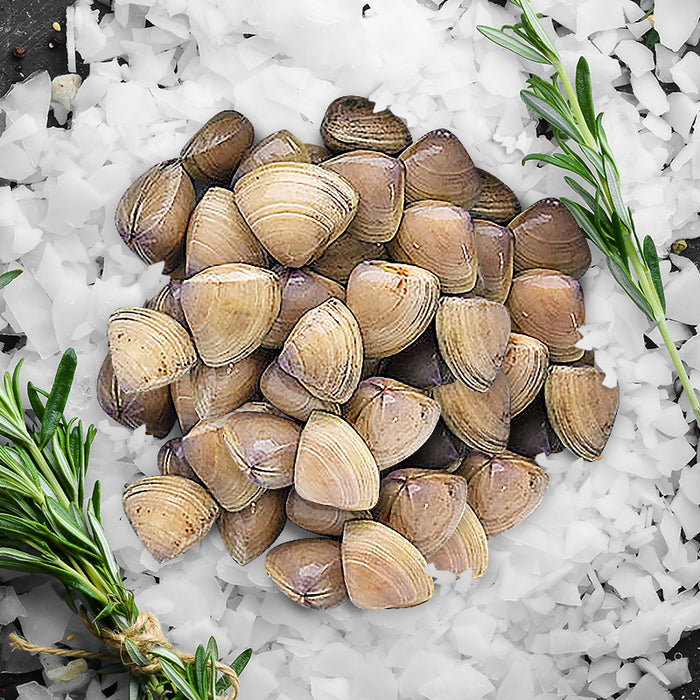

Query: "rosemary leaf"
left=39, top=348, right=77, bottom=448
left=0, top=270, right=22, bottom=291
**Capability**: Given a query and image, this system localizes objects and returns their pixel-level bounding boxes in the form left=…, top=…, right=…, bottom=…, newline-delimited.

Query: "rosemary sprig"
left=478, top=0, right=700, bottom=424
left=0, top=349, right=251, bottom=699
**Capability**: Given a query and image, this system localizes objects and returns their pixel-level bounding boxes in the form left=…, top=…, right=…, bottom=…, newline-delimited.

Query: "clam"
left=234, top=162, right=359, bottom=267
left=322, top=151, right=405, bottom=243
left=97, top=354, right=175, bottom=438
left=386, top=200, right=477, bottom=294
left=277, top=298, right=363, bottom=403
left=114, top=159, right=194, bottom=273
left=181, top=263, right=281, bottom=367
left=399, top=129, right=481, bottom=209
left=320, top=96, right=412, bottom=155
left=508, top=392, right=563, bottom=458
left=347, top=261, right=440, bottom=358
left=435, top=297, right=511, bottom=391
left=507, top=269, right=585, bottom=363
left=501, top=333, right=549, bottom=417
left=401, top=418, right=469, bottom=471
left=107, top=307, right=197, bottom=393
left=286, top=488, right=372, bottom=537
left=434, top=371, right=510, bottom=454
left=232, top=129, right=310, bottom=184
left=294, top=411, right=379, bottom=511
left=341, top=520, right=433, bottom=609
left=344, top=377, right=441, bottom=470
left=373, top=468, right=467, bottom=557
left=180, top=110, right=254, bottom=182
left=145, top=279, right=188, bottom=330
left=310, top=234, right=388, bottom=284
left=170, top=371, right=199, bottom=434
left=262, top=267, right=345, bottom=349
left=234, top=401, right=287, bottom=417
left=223, top=410, right=301, bottom=489
left=122, top=475, right=219, bottom=563
left=305, top=143, right=332, bottom=164
left=190, top=350, right=269, bottom=420
left=260, top=359, right=340, bottom=422
left=427, top=504, right=488, bottom=578
left=466, top=220, right=514, bottom=304
left=218, top=489, right=287, bottom=565
left=468, top=169, right=521, bottom=225
left=157, top=438, right=201, bottom=483
left=544, top=365, right=619, bottom=461
left=454, top=451, right=492, bottom=483
left=182, top=415, right=264, bottom=511
left=510, top=198, right=591, bottom=279
left=185, top=187, right=268, bottom=276
left=265, top=538, right=347, bottom=610
left=467, top=452, right=549, bottom=537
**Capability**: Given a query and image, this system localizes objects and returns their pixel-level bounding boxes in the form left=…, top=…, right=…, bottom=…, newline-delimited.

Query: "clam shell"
left=341, top=520, right=433, bottom=609
left=294, top=411, right=379, bottom=511
left=466, top=220, right=514, bottom=304
left=322, top=151, right=405, bottom=243
left=501, top=333, right=550, bottom=417
left=435, top=297, right=511, bottom=392
left=506, top=269, right=585, bottom=363
left=285, top=488, right=372, bottom=537
left=427, top=504, right=488, bottom=578
left=180, top=110, right=254, bottom=182
left=185, top=187, right=268, bottom=276
left=232, top=129, right=310, bottom=184
left=305, top=143, right=332, bottom=164
left=107, top=307, right=197, bottom=393
left=347, top=261, right=440, bottom=358
left=399, top=129, right=481, bottom=209
left=122, top=475, right=219, bottom=562
left=310, top=234, right=388, bottom=284
left=181, top=263, right=281, bottom=367
left=145, top=279, right=188, bottom=331
left=510, top=198, right=591, bottom=278
left=218, top=488, right=287, bottom=565
left=170, top=370, right=199, bottom=434
left=114, top=159, right=194, bottom=273
left=544, top=365, right=619, bottom=461
left=373, top=468, right=467, bottom=557
left=321, top=96, right=412, bottom=155
left=234, top=401, right=287, bottom=417
left=157, top=438, right=201, bottom=483
left=344, top=377, right=441, bottom=470
left=508, top=392, right=563, bottom=459
left=234, top=162, right=359, bottom=267
left=454, top=451, right=492, bottom=483
left=266, top=538, right=347, bottom=610
left=387, top=200, right=477, bottom=293
left=468, top=169, right=521, bottom=225
left=434, top=371, right=510, bottom=454
left=278, top=298, right=363, bottom=403
left=401, top=418, right=469, bottom=471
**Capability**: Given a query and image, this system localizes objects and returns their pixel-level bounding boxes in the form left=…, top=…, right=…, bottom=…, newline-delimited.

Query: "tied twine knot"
left=9, top=609, right=239, bottom=700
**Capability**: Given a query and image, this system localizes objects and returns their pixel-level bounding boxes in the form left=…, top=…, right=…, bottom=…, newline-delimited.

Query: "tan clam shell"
left=506, top=268, right=585, bottom=363
left=107, top=307, right=197, bottom=393
left=145, top=279, right=188, bottom=331
left=278, top=298, right=363, bottom=403
left=344, top=377, right=441, bottom=470
left=373, top=468, right=468, bottom=558
left=466, top=220, right=514, bottom=304
left=341, top=520, right=433, bottom=609
left=434, top=371, right=510, bottom=454
left=232, top=129, right=310, bottom=184
left=185, top=187, right=268, bottom=276
left=387, top=200, right=477, bottom=294
left=157, top=438, right=201, bottom=483
left=510, top=198, right=591, bottom=279
left=467, top=452, right=549, bottom=537
left=468, top=169, right=521, bottom=225
left=399, top=129, right=481, bottom=209
left=262, top=267, right=346, bottom=349
left=223, top=410, right=301, bottom=489
left=266, top=538, right=347, bottom=610
left=181, top=263, right=281, bottom=367
left=114, top=159, right=195, bottom=273
left=322, top=151, right=405, bottom=243
left=427, top=504, right=488, bottom=578
left=310, top=234, right=388, bottom=284
left=544, top=365, right=619, bottom=461
left=170, top=370, right=199, bottom=434
left=454, top=451, right=492, bottom=483
left=260, top=359, right=340, bottom=422
left=180, top=110, right=254, bottom=182
left=122, top=475, right=219, bottom=563
left=347, top=261, right=440, bottom=358
left=218, top=488, right=287, bottom=565
left=285, top=488, right=372, bottom=537
left=502, top=333, right=550, bottom=417
left=182, top=415, right=264, bottom=511
left=234, top=162, right=359, bottom=267
left=294, top=411, right=379, bottom=511
left=234, top=401, right=287, bottom=417
left=435, top=297, right=511, bottom=392
left=305, top=143, right=332, bottom=164
left=97, top=354, right=175, bottom=439
left=321, top=96, right=412, bottom=155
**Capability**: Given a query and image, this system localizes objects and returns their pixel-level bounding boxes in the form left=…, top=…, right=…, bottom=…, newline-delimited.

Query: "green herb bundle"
left=479, top=0, right=700, bottom=423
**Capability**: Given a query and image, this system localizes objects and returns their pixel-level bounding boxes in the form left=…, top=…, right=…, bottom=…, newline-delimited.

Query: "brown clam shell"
left=170, top=370, right=199, bottom=434
left=401, top=418, right=469, bottom=472
left=427, top=504, right=488, bottom=578
left=468, top=169, right=521, bottom=225
left=305, top=143, right=332, bottom=164
left=232, top=129, right=310, bottom=184
left=157, top=438, right=201, bottom=483
left=501, top=333, right=550, bottom=417
left=467, top=220, right=514, bottom=304
left=145, top=279, right=188, bottom=331
left=454, top=450, right=494, bottom=484
left=310, top=234, right=388, bottom=284
left=286, top=488, right=372, bottom=537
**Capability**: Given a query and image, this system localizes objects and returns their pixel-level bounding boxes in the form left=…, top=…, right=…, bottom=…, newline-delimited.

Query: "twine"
left=9, top=609, right=239, bottom=700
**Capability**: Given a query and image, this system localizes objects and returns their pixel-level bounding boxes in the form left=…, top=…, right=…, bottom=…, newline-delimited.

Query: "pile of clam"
left=100, top=96, right=620, bottom=611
